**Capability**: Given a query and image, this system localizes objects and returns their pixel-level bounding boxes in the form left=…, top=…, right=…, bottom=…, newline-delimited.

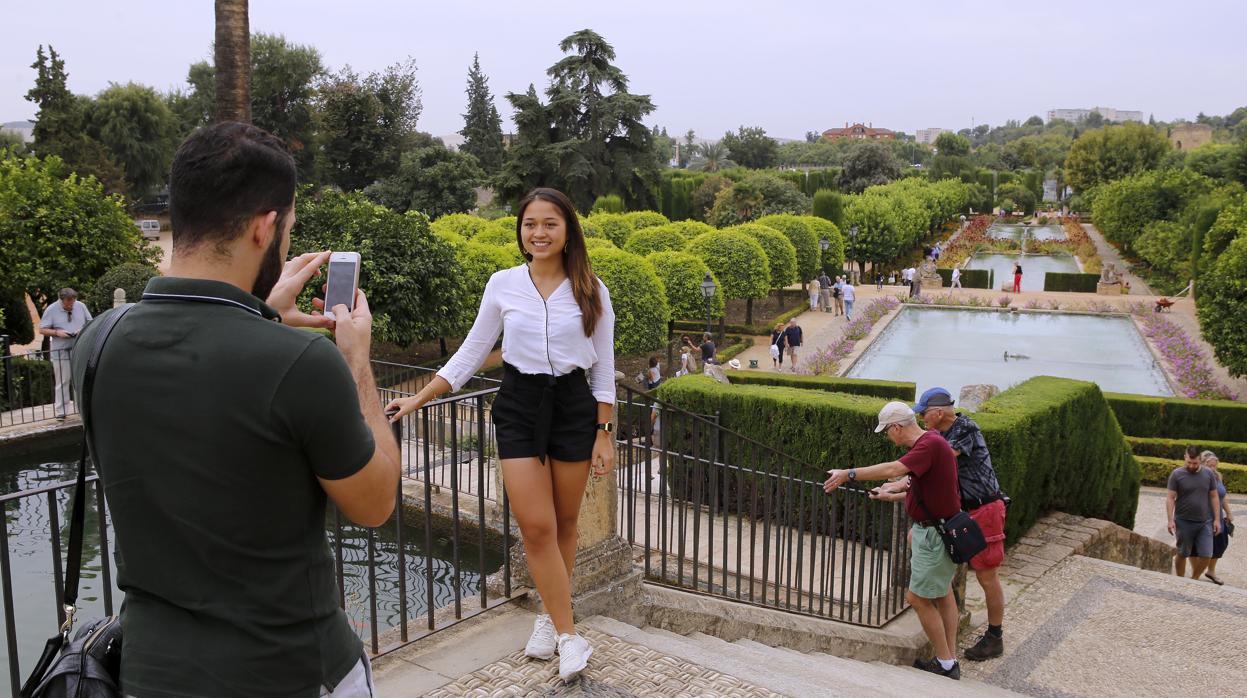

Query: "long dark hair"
left=515, top=188, right=602, bottom=337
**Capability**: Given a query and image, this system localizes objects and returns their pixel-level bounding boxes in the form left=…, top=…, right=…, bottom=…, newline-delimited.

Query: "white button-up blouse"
left=436, top=265, right=617, bottom=405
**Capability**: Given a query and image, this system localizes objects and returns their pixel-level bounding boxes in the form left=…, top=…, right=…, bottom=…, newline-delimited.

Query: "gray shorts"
left=1175, top=517, right=1213, bottom=559
left=320, top=654, right=375, bottom=697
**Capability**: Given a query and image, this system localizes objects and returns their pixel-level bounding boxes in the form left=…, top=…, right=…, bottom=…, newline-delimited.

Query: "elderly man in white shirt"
left=38, top=287, right=93, bottom=419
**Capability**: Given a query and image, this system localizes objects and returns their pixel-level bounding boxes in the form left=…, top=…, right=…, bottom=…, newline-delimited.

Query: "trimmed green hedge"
left=658, top=375, right=1140, bottom=544
left=1127, top=436, right=1247, bottom=464
left=935, top=268, right=993, bottom=289
left=1137, top=455, right=1247, bottom=494
left=1105, top=392, right=1247, bottom=441
left=0, top=355, right=56, bottom=411
left=1043, top=272, right=1100, bottom=293
left=728, top=371, right=916, bottom=400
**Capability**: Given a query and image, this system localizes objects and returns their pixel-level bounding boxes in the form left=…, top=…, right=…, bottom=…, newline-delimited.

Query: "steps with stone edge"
left=580, top=615, right=1019, bottom=698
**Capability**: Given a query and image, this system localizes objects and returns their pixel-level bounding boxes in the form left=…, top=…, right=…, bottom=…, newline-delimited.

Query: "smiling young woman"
left=386, top=187, right=616, bottom=683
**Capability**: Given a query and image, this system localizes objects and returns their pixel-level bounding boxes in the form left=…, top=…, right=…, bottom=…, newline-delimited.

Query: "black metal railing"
left=0, top=341, right=75, bottom=427
left=613, top=381, right=911, bottom=628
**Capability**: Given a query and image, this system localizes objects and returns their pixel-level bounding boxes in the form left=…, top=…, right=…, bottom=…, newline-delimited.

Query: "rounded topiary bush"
left=492, top=215, right=517, bottom=231
left=583, top=213, right=635, bottom=247
left=624, top=226, right=687, bottom=257
left=455, top=242, right=520, bottom=331
left=646, top=251, right=725, bottom=322
left=650, top=220, right=715, bottom=242
left=592, top=194, right=625, bottom=214
left=588, top=247, right=670, bottom=356
left=583, top=237, right=618, bottom=252
left=724, top=223, right=797, bottom=291
left=474, top=224, right=519, bottom=248
left=433, top=229, right=468, bottom=251
left=796, top=215, right=845, bottom=275
left=90, top=262, right=160, bottom=313
left=622, top=211, right=670, bottom=230
left=1198, top=231, right=1247, bottom=378
left=430, top=213, right=492, bottom=240
left=684, top=230, right=770, bottom=302
left=756, top=214, right=821, bottom=282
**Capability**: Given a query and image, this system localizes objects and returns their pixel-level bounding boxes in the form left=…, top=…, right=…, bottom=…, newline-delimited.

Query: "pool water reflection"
left=966, top=253, right=1080, bottom=292
left=846, top=307, right=1173, bottom=399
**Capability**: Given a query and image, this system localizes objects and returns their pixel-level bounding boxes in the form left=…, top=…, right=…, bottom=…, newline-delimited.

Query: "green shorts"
left=909, top=524, right=957, bottom=600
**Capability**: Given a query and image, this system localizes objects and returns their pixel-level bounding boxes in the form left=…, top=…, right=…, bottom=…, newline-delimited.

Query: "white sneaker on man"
left=557, top=633, right=593, bottom=682
left=524, top=613, right=557, bottom=660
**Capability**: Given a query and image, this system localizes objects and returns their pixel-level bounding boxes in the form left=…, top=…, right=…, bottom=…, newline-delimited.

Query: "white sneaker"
left=557, top=633, right=593, bottom=682
left=524, top=613, right=557, bottom=660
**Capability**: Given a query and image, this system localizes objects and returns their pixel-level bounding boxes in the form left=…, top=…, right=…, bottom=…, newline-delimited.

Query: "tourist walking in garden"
left=824, top=403, right=964, bottom=680
left=833, top=276, right=845, bottom=316
left=676, top=342, right=694, bottom=377
left=782, top=319, right=803, bottom=371
left=38, top=288, right=92, bottom=420
left=387, top=187, right=615, bottom=682
left=1012, top=262, right=1023, bottom=293
left=681, top=334, right=700, bottom=373
left=876, top=272, right=885, bottom=290
left=818, top=271, right=833, bottom=312
left=913, top=388, right=1008, bottom=660
left=646, top=356, right=663, bottom=390
left=1167, top=445, right=1222, bottom=581
left=841, top=280, right=856, bottom=320
left=699, top=332, right=718, bottom=369
left=770, top=322, right=787, bottom=370
left=71, top=122, right=400, bottom=696
left=808, top=277, right=821, bottom=311
left=951, top=266, right=962, bottom=289
left=1200, top=450, right=1234, bottom=585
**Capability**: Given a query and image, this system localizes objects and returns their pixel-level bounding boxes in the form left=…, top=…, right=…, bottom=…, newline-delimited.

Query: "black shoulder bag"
left=912, top=472, right=987, bottom=565
left=20, top=303, right=135, bottom=698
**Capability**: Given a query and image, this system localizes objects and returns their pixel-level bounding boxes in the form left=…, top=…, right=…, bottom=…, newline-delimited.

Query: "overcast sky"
left=4, top=0, right=1246, bottom=140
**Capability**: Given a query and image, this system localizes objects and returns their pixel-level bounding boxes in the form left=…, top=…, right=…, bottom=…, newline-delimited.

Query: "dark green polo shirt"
left=72, top=277, right=375, bottom=697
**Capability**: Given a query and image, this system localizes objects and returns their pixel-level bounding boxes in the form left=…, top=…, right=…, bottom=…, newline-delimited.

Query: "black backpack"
left=20, top=304, right=134, bottom=698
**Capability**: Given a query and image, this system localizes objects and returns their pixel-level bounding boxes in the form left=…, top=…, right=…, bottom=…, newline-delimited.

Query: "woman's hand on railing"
left=592, top=430, right=615, bottom=477
left=384, top=395, right=427, bottom=423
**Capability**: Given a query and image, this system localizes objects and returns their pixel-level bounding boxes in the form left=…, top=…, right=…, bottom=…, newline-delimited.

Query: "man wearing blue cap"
left=911, top=387, right=1008, bottom=661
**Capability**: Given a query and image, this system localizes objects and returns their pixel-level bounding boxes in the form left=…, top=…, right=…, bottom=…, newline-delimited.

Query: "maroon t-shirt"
left=900, top=430, right=961, bottom=522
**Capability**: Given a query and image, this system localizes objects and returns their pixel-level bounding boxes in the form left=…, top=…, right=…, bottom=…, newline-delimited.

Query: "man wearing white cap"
left=824, top=401, right=963, bottom=680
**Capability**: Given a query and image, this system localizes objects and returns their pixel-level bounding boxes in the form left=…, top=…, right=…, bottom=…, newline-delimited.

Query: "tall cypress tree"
left=459, top=54, right=505, bottom=174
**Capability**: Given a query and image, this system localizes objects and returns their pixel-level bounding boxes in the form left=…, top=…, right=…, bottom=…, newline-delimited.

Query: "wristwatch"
left=847, top=468, right=857, bottom=481
left=596, top=422, right=614, bottom=434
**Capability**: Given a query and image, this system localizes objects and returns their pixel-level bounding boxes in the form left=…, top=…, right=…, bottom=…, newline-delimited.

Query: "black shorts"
left=492, top=363, right=598, bottom=462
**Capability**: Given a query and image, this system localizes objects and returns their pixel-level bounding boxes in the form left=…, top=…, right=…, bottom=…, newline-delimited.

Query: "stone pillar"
left=958, top=384, right=1000, bottom=413
left=113, top=288, right=126, bottom=308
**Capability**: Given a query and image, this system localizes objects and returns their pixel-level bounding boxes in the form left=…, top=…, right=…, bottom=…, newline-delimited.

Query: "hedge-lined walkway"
left=1081, top=223, right=1154, bottom=295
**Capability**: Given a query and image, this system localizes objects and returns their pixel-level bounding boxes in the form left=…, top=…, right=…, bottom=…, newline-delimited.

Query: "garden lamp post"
left=700, top=272, right=716, bottom=336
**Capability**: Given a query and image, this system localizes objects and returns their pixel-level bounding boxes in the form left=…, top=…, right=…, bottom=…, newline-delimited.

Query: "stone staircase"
left=580, top=615, right=1019, bottom=698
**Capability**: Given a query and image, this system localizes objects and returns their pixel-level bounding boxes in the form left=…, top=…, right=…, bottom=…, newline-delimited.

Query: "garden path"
left=1081, top=223, right=1154, bottom=295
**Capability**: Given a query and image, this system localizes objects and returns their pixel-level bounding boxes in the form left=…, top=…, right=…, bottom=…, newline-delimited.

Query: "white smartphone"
left=324, top=251, right=361, bottom=314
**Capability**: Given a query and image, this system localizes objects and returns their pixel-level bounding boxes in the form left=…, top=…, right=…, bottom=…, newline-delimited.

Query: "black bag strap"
left=61, top=303, right=135, bottom=633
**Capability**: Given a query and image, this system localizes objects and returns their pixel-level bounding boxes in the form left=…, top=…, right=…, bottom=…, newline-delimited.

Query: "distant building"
left=0, top=120, right=35, bottom=143
left=1046, top=107, right=1144, bottom=124
left=1169, top=123, right=1213, bottom=151
left=915, top=128, right=950, bottom=145
left=822, top=122, right=896, bottom=142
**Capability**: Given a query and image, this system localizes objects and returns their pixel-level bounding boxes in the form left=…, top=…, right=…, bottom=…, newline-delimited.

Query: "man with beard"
left=71, top=122, right=400, bottom=697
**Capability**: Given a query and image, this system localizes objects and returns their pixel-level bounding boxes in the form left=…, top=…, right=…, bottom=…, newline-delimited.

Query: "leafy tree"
left=624, top=227, right=686, bottom=256
left=1134, top=220, right=1191, bottom=277
left=459, top=53, right=506, bottom=174
left=289, top=188, right=463, bottom=347
left=1229, top=140, right=1247, bottom=187
left=86, top=83, right=179, bottom=197
left=722, top=126, right=778, bottom=169
left=688, top=141, right=737, bottom=172
left=214, top=0, right=251, bottom=123
left=494, top=30, right=661, bottom=212
left=684, top=230, right=770, bottom=306
left=679, top=129, right=696, bottom=168
left=588, top=247, right=669, bottom=355
left=933, top=131, right=971, bottom=157
left=727, top=223, right=797, bottom=298
left=1204, top=199, right=1247, bottom=263
left=707, top=173, right=810, bottom=227
left=645, top=251, right=724, bottom=321
left=652, top=126, right=675, bottom=166
left=89, top=262, right=160, bottom=313
left=843, top=194, right=901, bottom=271
left=995, top=182, right=1036, bottom=214
left=838, top=141, right=902, bottom=193
left=1092, top=169, right=1215, bottom=251
left=689, top=174, right=731, bottom=221
left=317, top=60, right=422, bottom=192
left=25, top=46, right=128, bottom=195
left=622, top=211, right=669, bottom=229
left=167, top=61, right=216, bottom=136
left=0, top=153, right=158, bottom=314
left=755, top=214, right=820, bottom=282
left=812, top=189, right=845, bottom=228
left=1198, top=231, right=1247, bottom=377
left=1064, top=122, right=1169, bottom=192
left=363, top=137, right=483, bottom=217
left=796, top=215, right=844, bottom=275
left=1024, top=115, right=1045, bottom=127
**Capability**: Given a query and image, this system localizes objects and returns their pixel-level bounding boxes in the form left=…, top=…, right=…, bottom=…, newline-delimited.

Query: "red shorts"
left=967, top=499, right=1006, bottom=571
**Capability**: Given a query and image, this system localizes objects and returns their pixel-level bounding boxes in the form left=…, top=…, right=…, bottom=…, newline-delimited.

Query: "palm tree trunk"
left=214, top=0, right=251, bottom=123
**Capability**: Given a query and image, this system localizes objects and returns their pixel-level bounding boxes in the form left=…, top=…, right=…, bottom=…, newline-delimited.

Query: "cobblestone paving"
left=961, top=555, right=1247, bottom=697
left=423, top=628, right=784, bottom=697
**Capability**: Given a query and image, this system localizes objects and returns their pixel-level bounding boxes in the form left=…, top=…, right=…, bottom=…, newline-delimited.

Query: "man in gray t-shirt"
left=1167, top=446, right=1222, bottom=579
left=38, top=288, right=93, bottom=419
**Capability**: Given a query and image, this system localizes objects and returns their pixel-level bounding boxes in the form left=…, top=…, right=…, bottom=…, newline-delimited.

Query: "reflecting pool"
left=846, top=307, right=1173, bottom=398
left=988, top=223, right=1067, bottom=242
left=965, top=253, right=1080, bottom=292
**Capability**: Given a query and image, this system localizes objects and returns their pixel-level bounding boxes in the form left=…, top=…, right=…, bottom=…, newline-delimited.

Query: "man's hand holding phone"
left=265, top=251, right=334, bottom=329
